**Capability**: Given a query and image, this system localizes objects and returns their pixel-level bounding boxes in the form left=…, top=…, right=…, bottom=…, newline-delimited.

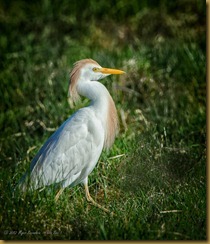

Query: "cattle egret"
left=19, top=59, right=125, bottom=212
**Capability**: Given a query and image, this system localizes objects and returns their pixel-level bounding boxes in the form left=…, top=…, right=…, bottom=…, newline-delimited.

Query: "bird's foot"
left=84, top=183, right=114, bottom=215
left=86, top=194, right=110, bottom=213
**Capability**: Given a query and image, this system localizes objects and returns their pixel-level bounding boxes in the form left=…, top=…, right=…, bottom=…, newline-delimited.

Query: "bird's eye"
left=92, top=67, right=98, bottom=72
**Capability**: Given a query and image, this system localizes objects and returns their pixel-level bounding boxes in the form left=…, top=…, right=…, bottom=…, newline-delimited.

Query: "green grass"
left=0, top=0, right=206, bottom=240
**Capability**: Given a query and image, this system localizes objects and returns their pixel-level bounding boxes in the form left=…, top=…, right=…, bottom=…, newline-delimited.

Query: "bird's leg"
left=55, top=188, right=64, bottom=202
left=84, top=183, right=109, bottom=213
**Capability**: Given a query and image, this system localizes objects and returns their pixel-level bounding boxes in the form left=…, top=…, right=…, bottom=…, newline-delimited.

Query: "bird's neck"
left=77, top=81, right=118, bottom=149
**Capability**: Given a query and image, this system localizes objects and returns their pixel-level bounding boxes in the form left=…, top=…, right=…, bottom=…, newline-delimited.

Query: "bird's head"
left=78, top=60, right=125, bottom=81
left=69, top=59, right=125, bottom=103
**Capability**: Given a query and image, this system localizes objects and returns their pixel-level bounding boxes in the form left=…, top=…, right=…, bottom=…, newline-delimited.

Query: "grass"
left=0, top=0, right=206, bottom=240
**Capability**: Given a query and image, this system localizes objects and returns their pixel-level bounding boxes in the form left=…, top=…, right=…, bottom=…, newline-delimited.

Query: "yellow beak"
left=99, top=67, right=125, bottom=75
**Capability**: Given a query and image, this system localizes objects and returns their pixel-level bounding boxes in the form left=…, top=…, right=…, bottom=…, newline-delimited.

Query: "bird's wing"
left=27, top=108, right=104, bottom=189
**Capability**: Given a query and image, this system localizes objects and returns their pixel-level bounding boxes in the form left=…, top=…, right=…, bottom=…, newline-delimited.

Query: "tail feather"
left=15, top=172, right=29, bottom=192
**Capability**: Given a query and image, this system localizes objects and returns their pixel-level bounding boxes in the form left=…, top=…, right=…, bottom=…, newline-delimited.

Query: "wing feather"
left=24, top=108, right=104, bottom=190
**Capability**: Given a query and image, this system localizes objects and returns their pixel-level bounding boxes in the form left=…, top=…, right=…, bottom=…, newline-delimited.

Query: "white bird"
left=19, top=59, right=125, bottom=212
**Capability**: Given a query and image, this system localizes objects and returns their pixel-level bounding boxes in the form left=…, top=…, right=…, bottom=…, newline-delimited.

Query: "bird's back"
left=20, top=107, right=105, bottom=191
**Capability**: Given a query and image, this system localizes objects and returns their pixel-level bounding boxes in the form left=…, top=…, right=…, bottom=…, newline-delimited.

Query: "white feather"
left=23, top=107, right=104, bottom=190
